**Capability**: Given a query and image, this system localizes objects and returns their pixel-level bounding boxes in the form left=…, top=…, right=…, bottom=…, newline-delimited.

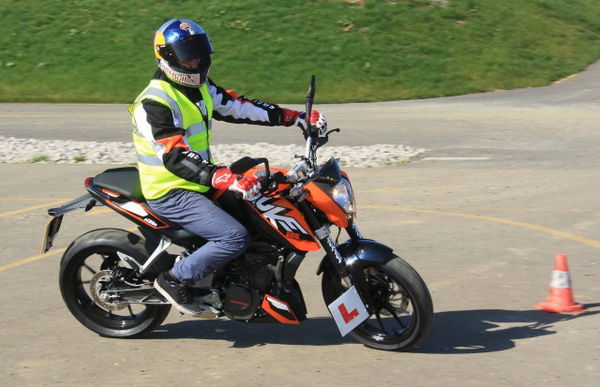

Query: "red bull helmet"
left=153, top=18, right=214, bottom=87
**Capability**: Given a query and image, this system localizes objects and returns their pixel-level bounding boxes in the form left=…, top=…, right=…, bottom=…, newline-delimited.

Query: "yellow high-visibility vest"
left=129, top=79, right=214, bottom=200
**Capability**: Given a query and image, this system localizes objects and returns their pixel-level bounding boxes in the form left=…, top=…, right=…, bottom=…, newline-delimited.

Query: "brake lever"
left=325, top=128, right=341, bottom=137
left=313, top=128, right=338, bottom=146
left=307, top=127, right=340, bottom=142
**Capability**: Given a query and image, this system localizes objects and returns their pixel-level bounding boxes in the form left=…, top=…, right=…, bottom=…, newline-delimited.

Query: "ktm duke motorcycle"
left=42, top=76, right=433, bottom=351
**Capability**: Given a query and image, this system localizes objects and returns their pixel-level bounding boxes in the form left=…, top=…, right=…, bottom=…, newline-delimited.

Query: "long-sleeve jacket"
left=135, top=69, right=290, bottom=191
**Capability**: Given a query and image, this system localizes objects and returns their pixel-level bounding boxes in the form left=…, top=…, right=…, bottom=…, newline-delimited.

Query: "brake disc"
left=89, top=270, right=126, bottom=311
left=366, top=268, right=410, bottom=316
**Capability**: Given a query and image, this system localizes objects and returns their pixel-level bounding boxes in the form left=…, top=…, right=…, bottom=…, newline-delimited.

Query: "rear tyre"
left=59, top=228, right=171, bottom=338
left=322, top=256, right=433, bottom=351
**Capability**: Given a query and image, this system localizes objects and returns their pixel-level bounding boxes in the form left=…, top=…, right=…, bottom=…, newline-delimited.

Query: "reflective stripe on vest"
left=129, top=79, right=214, bottom=200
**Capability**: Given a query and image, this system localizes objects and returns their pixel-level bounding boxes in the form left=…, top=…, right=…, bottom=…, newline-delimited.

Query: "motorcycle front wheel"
left=59, top=228, right=171, bottom=338
left=322, top=255, right=433, bottom=351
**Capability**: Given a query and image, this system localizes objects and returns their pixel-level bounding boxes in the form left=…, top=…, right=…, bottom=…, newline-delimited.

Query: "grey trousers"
left=148, top=189, right=250, bottom=282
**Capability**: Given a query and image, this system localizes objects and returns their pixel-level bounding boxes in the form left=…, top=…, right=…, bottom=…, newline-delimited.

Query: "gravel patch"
left=0, top=136, right=426, bottom=168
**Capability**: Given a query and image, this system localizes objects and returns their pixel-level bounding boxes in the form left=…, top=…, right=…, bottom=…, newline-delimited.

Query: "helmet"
left=153, top=18, right=214, bottom=87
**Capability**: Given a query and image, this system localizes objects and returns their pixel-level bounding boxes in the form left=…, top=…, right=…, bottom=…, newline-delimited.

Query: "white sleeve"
left=208, top=80, right=282, bottom=125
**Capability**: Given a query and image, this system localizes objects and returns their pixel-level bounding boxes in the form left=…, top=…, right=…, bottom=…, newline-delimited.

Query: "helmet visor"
left=169, top=34, right=213, bottom=63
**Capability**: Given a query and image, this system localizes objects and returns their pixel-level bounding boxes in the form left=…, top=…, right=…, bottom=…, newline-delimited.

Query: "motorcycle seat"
left=93, top=167, right=145, bottom=202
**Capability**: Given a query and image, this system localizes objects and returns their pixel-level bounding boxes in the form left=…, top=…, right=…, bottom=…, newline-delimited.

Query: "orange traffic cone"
left=536, top=253, right=586, bottom=313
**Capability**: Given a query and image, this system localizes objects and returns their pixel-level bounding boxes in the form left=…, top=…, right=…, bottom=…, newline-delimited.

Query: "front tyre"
left=322, top=256, right=433, bottom=351
left=59, top=228, right=171, bottom=338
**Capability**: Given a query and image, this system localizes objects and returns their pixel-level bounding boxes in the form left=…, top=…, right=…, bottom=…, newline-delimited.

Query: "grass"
left=1, top=0, right=600, bottom=103
left=31, top=155, right=49, bottom=163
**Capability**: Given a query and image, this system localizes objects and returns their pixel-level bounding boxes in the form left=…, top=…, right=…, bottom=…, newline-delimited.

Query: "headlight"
left=332, top=178, right=356, bottom=215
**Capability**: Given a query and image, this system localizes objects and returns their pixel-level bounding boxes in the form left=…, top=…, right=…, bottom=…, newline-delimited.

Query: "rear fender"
left=42, top=194, right=100, bottom=253
left=48, top=193, right=98, bottom=217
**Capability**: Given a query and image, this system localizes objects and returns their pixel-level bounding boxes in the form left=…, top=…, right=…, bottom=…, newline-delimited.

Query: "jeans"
left=148, top=189, right=250, bottom=283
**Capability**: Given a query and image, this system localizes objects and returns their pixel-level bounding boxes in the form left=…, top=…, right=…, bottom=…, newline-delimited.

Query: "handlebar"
left=229, top=75, right=341, bottom=199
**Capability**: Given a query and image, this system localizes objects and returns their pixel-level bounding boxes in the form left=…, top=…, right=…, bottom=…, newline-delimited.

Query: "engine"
left=223, top=284, right=260, bottom=320
left=221, top=240, right=281, bottom=321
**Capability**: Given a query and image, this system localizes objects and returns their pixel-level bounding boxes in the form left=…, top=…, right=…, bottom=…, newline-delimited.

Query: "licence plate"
left=40, top=215, right=63, bottom=254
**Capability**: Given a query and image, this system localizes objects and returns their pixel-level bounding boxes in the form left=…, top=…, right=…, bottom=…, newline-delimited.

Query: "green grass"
left=31, top=155, right=49, bottom=163
left=1, top=0, right=600, bottom=103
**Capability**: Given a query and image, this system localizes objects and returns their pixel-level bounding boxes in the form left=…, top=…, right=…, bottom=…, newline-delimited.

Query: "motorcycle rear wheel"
left=322, top=256, right=433, bottom=351
left=59, top=228, right=171, bottom=338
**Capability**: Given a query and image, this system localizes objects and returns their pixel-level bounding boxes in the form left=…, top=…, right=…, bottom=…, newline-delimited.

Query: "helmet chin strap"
left=159, top=59, right=202, bottom=87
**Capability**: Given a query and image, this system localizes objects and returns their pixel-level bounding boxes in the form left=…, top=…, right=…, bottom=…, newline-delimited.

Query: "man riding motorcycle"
left=129, top=18, right=327, bottom=315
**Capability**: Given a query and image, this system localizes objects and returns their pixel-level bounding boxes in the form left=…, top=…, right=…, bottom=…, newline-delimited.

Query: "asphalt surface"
left=1, top=61, right=600, bottom=386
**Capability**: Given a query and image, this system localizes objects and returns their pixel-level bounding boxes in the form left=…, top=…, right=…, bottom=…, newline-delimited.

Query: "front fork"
left=298, top=202, right=367, bottom=299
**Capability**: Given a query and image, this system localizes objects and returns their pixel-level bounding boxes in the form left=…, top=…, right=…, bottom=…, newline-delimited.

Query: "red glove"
left=281, top=109, right=327, bottom=136
left=212, top=168, right=261, bottom=201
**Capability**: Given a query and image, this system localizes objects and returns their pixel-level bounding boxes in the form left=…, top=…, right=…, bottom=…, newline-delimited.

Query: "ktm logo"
left=254, top=197, right=309, bottom=235
left=144, top=218, right=158, bottom=227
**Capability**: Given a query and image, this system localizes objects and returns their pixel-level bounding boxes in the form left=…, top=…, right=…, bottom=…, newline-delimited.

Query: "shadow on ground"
left=148, top=304, right=599, bottom=352
left=415, top=304, right=600, bottom=354
left=149, top=316, right=353, bottom=348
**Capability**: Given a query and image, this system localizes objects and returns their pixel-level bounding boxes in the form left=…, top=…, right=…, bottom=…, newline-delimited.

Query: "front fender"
left=317, top=239, right=395, bottom=277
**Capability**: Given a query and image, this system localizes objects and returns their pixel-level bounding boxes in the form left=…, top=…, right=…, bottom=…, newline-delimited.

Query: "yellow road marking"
left=87, top=208, right=112, bottom=215
left=0, top=200, right=66, bottom=218
left=1, top=226, right=138, bottom=272
left=428, top=260, right=506, bottom=292
left=391, top=205, right=594, bottom=213
left=371, top=184, right=455, bottom=193
left=4, top=204, right=600, bottom=272
left=0, top=248, right=66, bottom=271
left=0, top=200, right=113, bottom=219
left=372, top=187, right=408, bottom=192
left=442, top=206, right=593, bottom=213
left=361, top=205, right=600, bottom=249
left=0, top=197, right=71, bottom=201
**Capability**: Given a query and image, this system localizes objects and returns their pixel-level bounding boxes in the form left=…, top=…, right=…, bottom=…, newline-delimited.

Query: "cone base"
left=536, top=301, right=586, bottom=313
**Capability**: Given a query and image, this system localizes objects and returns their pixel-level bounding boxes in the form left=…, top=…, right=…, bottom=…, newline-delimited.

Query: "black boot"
left=154, top=271, right=202, bottom=315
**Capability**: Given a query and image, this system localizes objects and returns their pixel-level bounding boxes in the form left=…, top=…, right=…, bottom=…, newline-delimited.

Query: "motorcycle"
left=42, top=76, right=433, bottom=351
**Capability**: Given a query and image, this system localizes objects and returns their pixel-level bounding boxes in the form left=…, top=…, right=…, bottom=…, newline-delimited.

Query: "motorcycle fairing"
left=246, top=195, right=319, bottom=251
left=85, top=181, right=175, bottom=232
left=260, top=294, right=300, bottom=325
left=240, top=166, right=321, bottom=252
left=103, top=197, right=171, bottom=230
left=244, top=166, right=342, bottom=252
left=305, top=181, right=349, bottom=228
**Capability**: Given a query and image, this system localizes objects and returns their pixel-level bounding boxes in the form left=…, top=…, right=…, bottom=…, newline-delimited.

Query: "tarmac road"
left=1, top=62, right=600, bottom=386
